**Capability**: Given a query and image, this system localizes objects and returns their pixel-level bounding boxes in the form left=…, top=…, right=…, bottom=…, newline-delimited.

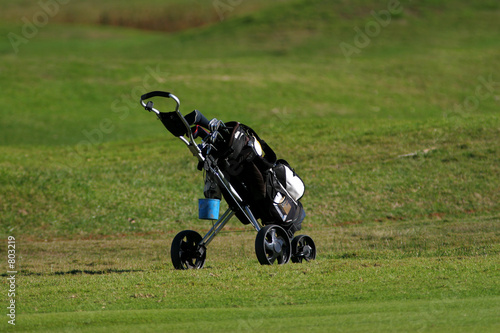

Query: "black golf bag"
left=199, top=121, right=305, bottom=235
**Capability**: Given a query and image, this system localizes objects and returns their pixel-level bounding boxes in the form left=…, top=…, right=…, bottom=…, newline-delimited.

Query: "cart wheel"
left=171, top=230, right=206, bottom=270
left=255, top=225, right=291, bottom=265
left=291, top=235, right=316, bottom=263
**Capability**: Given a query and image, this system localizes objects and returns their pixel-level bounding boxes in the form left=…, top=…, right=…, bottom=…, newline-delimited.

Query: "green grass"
left=16, top=283, right=500, bottom=332
left=10, top=225, right=500, bottom=331
left=0, top=0, right=499, bottom=331
left=18, top=298, right=500, bottom=333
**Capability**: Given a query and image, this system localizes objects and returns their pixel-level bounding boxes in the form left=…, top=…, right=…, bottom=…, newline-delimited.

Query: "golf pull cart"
left=140, top=91, right=316, bottom=269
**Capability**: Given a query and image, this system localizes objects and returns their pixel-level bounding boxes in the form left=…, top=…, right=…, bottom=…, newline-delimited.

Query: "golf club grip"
left=185, top=110, right=211, bottom=129
left=140, top=91, right=171, bottom=101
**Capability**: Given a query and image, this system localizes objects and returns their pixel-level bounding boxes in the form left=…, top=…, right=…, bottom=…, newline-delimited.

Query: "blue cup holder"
left=198, top=198, right=220, bottom=220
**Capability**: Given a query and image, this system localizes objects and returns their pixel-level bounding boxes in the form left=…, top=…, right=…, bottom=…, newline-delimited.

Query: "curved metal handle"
left=140, top=91, right=180, bottom=116
left=139, top=91, right=203, bottom=162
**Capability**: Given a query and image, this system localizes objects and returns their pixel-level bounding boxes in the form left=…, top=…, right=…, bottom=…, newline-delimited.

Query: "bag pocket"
left=273, top=160, right=305, bottom=201
left=266, top=169, right=298, bottom=224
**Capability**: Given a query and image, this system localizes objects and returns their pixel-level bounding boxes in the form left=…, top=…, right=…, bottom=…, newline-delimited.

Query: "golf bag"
left=201, top=121, right=306, bottom=235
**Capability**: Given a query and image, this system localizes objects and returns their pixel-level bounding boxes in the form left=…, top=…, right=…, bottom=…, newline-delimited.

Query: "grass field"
left=1, top=0, right=499, bottom=331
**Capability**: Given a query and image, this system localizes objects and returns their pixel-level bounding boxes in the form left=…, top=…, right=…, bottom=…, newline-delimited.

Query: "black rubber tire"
left=255, top=225, right=291, bottom=265
left=291, top=235, right=316, bottom=263
left=170, top=230, right=206, bottom=270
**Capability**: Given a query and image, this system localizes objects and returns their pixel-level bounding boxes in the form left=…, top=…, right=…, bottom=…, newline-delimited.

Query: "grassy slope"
left=0, top=0, right=499, bottom=331
left=1, top=0, right=499, bottom=236
left=1, top=0, right=499, bottom=146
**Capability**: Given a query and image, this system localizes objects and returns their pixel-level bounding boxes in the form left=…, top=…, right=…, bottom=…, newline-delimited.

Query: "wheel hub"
left=273, top=240, right=282, bottom=253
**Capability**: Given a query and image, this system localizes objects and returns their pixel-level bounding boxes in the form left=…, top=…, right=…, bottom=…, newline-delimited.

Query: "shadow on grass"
left=1, top=269, right=143, bottom=276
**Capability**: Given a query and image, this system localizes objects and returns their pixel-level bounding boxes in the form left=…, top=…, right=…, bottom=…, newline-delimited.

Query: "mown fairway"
left=0, top=0, right=499, bottom=332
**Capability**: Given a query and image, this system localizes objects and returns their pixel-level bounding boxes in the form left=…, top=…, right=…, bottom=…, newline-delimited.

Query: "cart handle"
left=140, top=91, right=173, bottom=101
left=140, top=91, right=204, bottom=162
left=140, top=91, right=180, bottom=116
